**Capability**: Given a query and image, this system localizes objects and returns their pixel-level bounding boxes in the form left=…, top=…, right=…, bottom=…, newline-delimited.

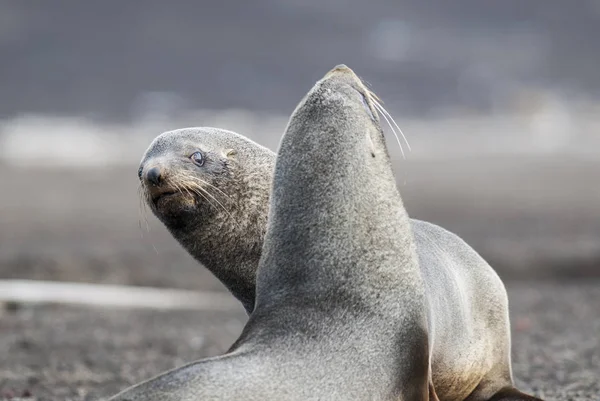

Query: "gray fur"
left=139, top=127, right=274, bottom=312
left=115, top=65, right=543, bottom=401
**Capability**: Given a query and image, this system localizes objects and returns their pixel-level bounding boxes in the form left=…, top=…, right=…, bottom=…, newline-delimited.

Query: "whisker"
left=189, top=184, right=233, bottom=220
left=189, top=187, right=215, bottom=210
left=373, top=101, right=405, bottom=159
left=137, top=184, right=158, bottom=255
left=171, top=181, right=190, bottom=204
left=177, top=174, right=234, bottom=219
left=175, top=177, right=228, bottom=218
left=180, top=172, right=232, bottom=200
left=178, top=181, right=196, bottom=201
left=139, top=185, right=151, bottom=232
left=191, top=184, right=233, bottom=220
left=137, top=186, right=144, bottom=236
left=147, top=234, right=159, bottom=255
left=137, top=185, right=150, bottom=233
left=143, top=202, right=150, bottom=232
left=372, top=99, right=411, bottom=153
left=367, top=88, right=383, bottom=104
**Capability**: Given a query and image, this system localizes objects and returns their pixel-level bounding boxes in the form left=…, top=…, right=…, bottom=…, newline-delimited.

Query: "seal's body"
left=138, top=127, right=273, bottom=312
left=117, top=65, right=544, bottom=401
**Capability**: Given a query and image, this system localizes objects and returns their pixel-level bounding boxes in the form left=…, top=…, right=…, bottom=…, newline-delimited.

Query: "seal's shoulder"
left=411, top=219, right=490, bottom=271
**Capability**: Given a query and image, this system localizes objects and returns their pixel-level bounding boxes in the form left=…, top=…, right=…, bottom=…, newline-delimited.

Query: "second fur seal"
left=138, top=126, right=273, bottom=312
left=123, top=66, right=544, bottom=400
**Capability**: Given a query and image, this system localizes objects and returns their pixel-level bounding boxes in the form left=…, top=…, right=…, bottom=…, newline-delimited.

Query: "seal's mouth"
left=151, top=190, right=179, bottom=207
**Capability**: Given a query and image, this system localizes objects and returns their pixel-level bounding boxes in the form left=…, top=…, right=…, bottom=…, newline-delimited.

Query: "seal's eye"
left=359, top=92, right=376, bottom=121
left=352, top=87, right=375, bottom=120
left=190, top=151, right=204, bottom=166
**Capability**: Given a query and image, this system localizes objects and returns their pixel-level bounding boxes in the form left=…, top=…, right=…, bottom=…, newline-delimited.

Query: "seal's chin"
left=153, top=191, right=178, bottom=208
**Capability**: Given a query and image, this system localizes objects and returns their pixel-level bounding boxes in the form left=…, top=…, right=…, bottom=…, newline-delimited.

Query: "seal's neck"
left=255, top=102, right=420, bottom=310
left=173, top=168, right=272, bottom=314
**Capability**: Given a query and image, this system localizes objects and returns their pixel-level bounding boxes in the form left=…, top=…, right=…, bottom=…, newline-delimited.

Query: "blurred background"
left=0, top=1, right=598, bottom=400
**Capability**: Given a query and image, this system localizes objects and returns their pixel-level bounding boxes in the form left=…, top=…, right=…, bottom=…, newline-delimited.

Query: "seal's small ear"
left=223, top=149, right=237, bottom=158
left=367, top=133, right=376, bottom=157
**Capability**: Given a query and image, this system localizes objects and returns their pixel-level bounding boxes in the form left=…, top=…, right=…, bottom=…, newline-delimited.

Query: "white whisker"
left=181, top=172, right=232, bottom=200
left=177, top=176, right=234, bottom=220
left=137, top=184, right=157, bottom=254
left=373, top=101, right=405, bottom=159
left=193, top=186, right=234, bottom=220
left=179, top=175, right=234, bottom=219
left=138, top=185, right=151, bottom=233
left=372, top=99, right=411, bottom=153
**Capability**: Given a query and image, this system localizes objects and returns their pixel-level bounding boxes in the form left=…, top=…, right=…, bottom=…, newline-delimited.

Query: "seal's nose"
left=333, top=64, right=350, bottom=71
left=146, top=166, right=162, bottom=186
left=324, top=64, right=355, bottom=79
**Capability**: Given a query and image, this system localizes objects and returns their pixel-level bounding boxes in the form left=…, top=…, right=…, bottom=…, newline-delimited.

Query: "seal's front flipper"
left=487, top=387, right=544, bottom=401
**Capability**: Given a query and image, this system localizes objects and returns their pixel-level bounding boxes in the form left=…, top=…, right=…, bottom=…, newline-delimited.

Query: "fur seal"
left=118, top=65, right=545, bottom=401
left=138, top=127, right=274, bottom=312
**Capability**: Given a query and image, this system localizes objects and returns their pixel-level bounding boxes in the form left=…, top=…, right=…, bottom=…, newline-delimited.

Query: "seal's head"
left=139, top=127, right=273, bottom=226
left=256, top=64, right=419, bottom=311
left=138, top=127, right=274, bottom=312
left=139, top=128, right=234, bottom=225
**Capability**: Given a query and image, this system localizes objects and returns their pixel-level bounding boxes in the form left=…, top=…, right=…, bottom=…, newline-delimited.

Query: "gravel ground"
left=0, top=281, right=598, bottom=401
left=1, top=160, right=598, bottom=400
